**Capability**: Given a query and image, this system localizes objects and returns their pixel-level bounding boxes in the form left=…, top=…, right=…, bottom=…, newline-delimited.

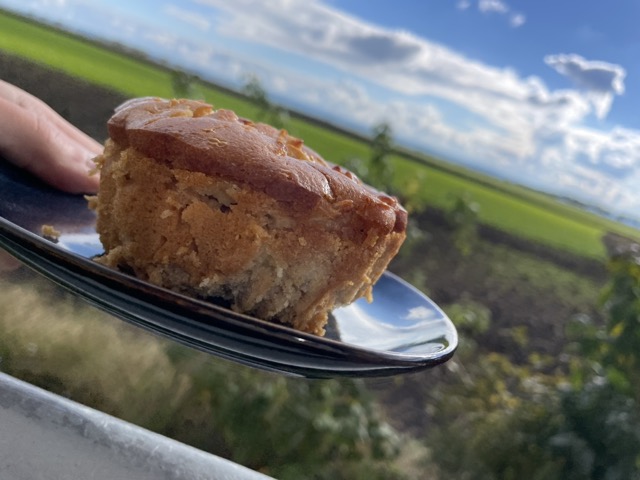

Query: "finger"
left=0, top=96, right=100, bottom=194
left=0, top=79, right=103, bottom=162
left=0, top=81, right=103, bottom=154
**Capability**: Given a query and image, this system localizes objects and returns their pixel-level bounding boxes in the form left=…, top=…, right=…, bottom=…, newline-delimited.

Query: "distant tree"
left=171, top=70, right=203, bottom=99
left=242, top=74, right=271, bottom=113
left=345, top=121, right=396, bottom=194
left=242, top=74, right=289, bottom=128
left=446, top=193, right=480, bottom=256
left=369, top=122, right=394, bottom=187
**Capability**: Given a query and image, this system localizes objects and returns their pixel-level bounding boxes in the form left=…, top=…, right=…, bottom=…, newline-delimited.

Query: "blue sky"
left=2, top=0, right=639, bottom=221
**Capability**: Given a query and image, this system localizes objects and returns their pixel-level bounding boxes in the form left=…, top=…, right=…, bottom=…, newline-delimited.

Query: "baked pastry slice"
left=89, top=98, right=407, bottom=335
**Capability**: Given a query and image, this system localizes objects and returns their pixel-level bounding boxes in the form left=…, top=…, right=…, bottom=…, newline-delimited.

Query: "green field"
left=1, top=9, right=637, bottom=259
left=391, top=156, right=608, bottom=257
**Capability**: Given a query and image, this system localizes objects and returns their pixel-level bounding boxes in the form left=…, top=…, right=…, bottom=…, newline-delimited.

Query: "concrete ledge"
left=0, top=372, right=272, bottom=480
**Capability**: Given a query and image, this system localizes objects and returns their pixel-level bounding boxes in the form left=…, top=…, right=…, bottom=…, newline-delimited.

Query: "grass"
left=394, top=150, right=640, bottom=242
left=1, top=8, right=637, bottom=259
left=0, top=12, right=173, bottom=98
left=391, top=157, right=608, bottom=257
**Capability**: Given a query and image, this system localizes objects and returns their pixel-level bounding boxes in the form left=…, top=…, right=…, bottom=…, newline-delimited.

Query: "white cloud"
left=531, top=123, right=640, bottom=214
left=24, top=0, right=67, bottom=6
left=476, top=0, right=525, bottom=27
left=545, top=54, right=625, bottom=94
left=164, top=4, right=211, bottom=31
left=185, top=0, right=640, bottom=216
left=478, top=0, right=508, bottom=14
left=193, top=1, right=587, bottom=151
left=510, top=13, right=526, bottom=28
left=545, top=53, right=626, bottom=119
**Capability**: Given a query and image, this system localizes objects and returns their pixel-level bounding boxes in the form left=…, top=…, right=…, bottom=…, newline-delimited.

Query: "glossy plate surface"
left=0, top=161, right=457, bottom=378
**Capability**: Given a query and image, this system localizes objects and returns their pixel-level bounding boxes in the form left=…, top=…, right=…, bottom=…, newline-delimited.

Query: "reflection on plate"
left=0, top=160, right=457, bottom=378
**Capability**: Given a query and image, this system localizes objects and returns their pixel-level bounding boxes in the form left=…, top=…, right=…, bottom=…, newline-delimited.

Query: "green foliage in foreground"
left=1, top=8, right=638, bottom=259
left=426, top=249, right=640, bottom=480
left=0, top=273, right=410, bottom=480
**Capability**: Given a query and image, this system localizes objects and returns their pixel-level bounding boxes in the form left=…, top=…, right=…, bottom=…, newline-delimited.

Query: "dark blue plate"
left=0, top=161, right=457, bottom=378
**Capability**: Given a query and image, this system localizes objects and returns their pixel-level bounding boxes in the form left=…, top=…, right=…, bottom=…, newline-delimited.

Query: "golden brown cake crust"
left=107, top=98, right=407, bottom=238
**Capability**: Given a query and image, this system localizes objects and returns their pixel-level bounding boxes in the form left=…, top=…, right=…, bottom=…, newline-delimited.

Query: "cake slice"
left=89, top=98, right=407, bottom=335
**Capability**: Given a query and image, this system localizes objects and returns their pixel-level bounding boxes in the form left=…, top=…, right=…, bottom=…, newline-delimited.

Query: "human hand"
left=0, top=79, right=102, bottom=192
left=0, top=80, right=103, bottom=271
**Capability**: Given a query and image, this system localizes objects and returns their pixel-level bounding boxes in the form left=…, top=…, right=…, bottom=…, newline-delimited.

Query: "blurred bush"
left=424, top=248, right=640, bottom=480
left=445, top=193, right=480, bottom=256
left=0, top=272, right=409, bottom=479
